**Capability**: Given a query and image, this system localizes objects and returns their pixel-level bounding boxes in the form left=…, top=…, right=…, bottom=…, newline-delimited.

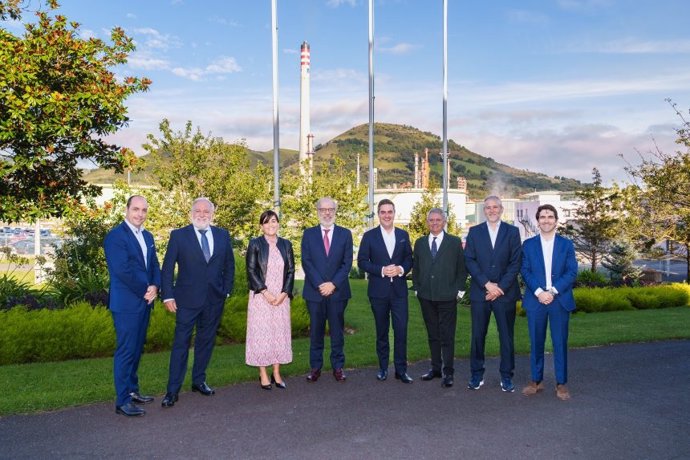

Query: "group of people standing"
left=104, top=193, right=577, bottom=418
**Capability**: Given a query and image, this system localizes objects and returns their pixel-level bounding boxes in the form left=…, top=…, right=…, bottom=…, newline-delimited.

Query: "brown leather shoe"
left=521, top=381, right=545, bottom=396
left=306, top=369, right=321, bottom=382
left=333, top=368, right=347, bottom=382
left=556, top=384, right=571, bottom=401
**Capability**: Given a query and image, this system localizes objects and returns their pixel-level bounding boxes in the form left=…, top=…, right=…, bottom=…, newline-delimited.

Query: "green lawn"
left=1, top=279, right=689, bottom=416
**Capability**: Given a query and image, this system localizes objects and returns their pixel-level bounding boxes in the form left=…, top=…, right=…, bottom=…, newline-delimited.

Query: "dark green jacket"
left=412, top=232, right=467, bottom=302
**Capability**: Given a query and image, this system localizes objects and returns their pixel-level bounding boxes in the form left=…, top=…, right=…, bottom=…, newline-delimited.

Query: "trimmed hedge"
left=0, top=294, right=311, bottom=365
left=516, top=283, right=689, bottom=316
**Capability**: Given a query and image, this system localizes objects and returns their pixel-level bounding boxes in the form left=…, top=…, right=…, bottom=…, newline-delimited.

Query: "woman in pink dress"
left=245, top=210, right=295, bottom=390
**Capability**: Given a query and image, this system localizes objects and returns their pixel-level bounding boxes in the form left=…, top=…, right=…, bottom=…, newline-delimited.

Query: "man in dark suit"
left=412, top=208, right=467, bottom=388
left=301, top=197, right=353, bottom=382
left=357, top=199, right=414, bottom=383
left=160, top=197, right=235, bottom=408
left=464, top=196, right=522, bottom=392
left=104, top=195, right=161, bottom=417
left=520, top=204, right=577, bottom=401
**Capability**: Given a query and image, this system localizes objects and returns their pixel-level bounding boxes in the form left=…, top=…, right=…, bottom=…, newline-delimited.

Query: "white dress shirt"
left=125, top=219, right=147, bottom=268
left=194, top=226, right=214, bottom=257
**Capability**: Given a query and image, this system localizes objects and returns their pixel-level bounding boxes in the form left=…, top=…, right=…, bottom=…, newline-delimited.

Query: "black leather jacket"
left=246, top=236, right=295, bottom=298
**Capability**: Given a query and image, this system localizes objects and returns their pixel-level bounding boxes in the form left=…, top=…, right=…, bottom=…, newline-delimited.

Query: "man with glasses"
left=301, top=197, right=353, bottom=382
left=412, top=208, right=467, bottom=388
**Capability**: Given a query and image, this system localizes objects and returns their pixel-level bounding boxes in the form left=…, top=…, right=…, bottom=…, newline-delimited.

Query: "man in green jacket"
left=412, top=208, right=467, bottom=388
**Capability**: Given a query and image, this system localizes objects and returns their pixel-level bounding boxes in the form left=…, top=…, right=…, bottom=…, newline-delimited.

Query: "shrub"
left=576, top=270, right=608, bottom=288
left=573, top=288, right=633, bottom=313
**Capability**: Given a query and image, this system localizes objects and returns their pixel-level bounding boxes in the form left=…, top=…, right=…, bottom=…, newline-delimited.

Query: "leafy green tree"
left=279, top=158, right=369, bottom=261
left=0, top=1, right=150, bottom=222
left=563, top=168, right=618, bottom=272
left=601, top=240, right=642, bottom=286
left=406, top=181, right=460, bottom=244
left=624, top=100, right=690, bottom=283
left=143, top=119, right=272, bottom=247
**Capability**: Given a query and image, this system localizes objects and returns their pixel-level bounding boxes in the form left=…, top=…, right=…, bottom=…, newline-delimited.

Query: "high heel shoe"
left=271, top=375, right=287, bottom=389
left=260, top=377, right=272, bottom=390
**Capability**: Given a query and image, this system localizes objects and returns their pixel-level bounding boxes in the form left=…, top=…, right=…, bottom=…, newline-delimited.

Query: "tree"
left=406, top=181, right=460, bottom=244
left=601, top=240, right=642, bottom=286
left=143, top=119, right=272, bottom=247
left=623, top=100, right=690, bottom=283
left=280, top=158, right=369, bottom=261
left=0, top=1, right=150, bottom=222
left=563, top=168, right=618, bottom=272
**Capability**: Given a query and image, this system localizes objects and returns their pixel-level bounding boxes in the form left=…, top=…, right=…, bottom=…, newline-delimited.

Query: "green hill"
left=83, top=122, right=583, bottom=198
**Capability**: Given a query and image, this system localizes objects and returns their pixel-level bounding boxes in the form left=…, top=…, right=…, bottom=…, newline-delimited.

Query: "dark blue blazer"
left=521, top=234, right=578, bottom=313
left=301, top=225, right=353, bottom=302
left=161, top=224, right=235, bottom=308
left=357, top=226, right=412, bottom=299
left=464, top=221, right=522, bottom=302
left=104, top=222, right=161, bottom=313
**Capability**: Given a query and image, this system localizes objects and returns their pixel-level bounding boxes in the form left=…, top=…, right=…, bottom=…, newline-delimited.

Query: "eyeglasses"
left=318, top=208, right=336, bottom=213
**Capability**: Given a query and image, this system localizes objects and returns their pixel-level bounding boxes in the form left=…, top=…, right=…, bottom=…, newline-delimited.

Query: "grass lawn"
left=1, top=279, right=689, bottom=416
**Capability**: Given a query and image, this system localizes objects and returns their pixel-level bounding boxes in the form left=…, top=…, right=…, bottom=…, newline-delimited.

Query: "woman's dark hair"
left=259, top=210, right=279, bottom=225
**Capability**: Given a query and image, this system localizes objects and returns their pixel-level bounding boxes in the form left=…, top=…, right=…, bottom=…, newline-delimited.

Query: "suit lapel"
left=494, top=222, right=508, bottom=250
left=186, top=225, right=207, bottom=263
left=122, top=222, right=146, bottom=269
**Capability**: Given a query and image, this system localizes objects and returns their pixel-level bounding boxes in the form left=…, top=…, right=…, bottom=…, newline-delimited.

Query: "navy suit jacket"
left=464, top=221, right=522, bottom=302
left=104, top=221, right=161, bottom=313
left=161, top=224, right=235, bottom=309
left=301, top=224, right=353, bottom=302
left=521, top=234, right=578, bottom=313
left=357, top=226, right=413, bottom=299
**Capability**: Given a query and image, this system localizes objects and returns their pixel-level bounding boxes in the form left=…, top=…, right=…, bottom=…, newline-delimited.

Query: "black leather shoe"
left=161, top=393, right=178, bottom=408
left=376, top=369, right=388, bottom=381
left=116, top=402, right=145, bottom=416
left=271, top=375, right=287, bottom=389
left=129, top=392, right=154, bottom=404
left=421, top=370, right=442, bottom=381
left=333, top=368, right=347, bottom=382
left=442, top=375, right=454, bottom=388
left=306, top=369, right=321, bottom=382
left=395, top=372, right=414, bottom=384
left=191, top=382, right=215, bottom=396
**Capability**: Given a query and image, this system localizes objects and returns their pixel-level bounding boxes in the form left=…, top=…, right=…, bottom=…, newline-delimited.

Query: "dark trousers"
left=307, top=298, right=347, bottom=370
left=527, top=302, right=570, bottom=385
left=470, top=299, right=516, bottom=379
left=418, top=297, right=457, bottom=376
left=111, top=307, right=151, bottom=406
left=370, top=293, right=409, bottom=374
left=166, top=299, right=225, bottom=394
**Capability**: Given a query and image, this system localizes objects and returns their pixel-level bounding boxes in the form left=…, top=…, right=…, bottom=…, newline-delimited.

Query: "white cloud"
left=327, top=0, right=358, bottom=7
left=132, top=27, right=181, bottom=50
left=172, top=56, right=242, bottom=81
left=379, top=42, right=420, bottom=55
left=128, top=54, right=171, bottom=71
left=575, top=38, right=690, bottom=54
left=79, top=29, right=97, bottom=40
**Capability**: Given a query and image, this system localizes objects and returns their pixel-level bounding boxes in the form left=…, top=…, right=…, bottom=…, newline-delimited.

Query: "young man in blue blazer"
left=521, top=204, right=578, bottom=401
left=104, top=195, right=161, bottom=417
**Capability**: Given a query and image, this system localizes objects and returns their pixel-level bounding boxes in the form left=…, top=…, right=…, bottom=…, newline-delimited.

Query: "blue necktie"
left=199, top=229, right=211, bottom=262
left=431, top=236, right=438, bottom=259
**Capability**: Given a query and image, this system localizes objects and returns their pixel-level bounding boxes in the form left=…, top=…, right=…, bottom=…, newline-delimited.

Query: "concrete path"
left=1, top=341, right=689, bottom=460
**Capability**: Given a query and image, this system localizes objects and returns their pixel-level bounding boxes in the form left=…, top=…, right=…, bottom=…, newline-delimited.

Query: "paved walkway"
left=1, top=340, right=689, bottom=459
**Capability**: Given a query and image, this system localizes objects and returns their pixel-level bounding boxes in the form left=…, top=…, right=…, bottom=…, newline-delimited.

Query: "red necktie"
left=323, top=228, right=331, bottom=256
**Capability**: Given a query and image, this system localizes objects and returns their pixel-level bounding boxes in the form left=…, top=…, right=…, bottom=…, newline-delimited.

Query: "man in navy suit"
left=104, top=195, right=161, bottom=417
left=412, top=208, right=467, bottom=388
left=160, top=197, right=235, bottom=407
left=464, top=196, right=522, bottom=392
left=301, top=197, right=353, bottom=382
left=357, top=199, right=414, bottom=383
left=520, top=204, right=577, bottom=401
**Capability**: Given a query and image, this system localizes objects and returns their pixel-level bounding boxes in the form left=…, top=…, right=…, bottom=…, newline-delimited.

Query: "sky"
left=6, top=0, right=690, bottom=185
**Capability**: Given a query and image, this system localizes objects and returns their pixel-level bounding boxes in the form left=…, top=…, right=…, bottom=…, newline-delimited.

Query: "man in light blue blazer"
left=520, top=204, right=578, bottom=401
left=160, top=197, right=235, bottom=408
left=357, top=199, right=414, bottom=383
left=464, top=196, right=522, bottom=392
left=104, top=195, right=161, bottom=417
left=301, top=197, right=353, bottom=383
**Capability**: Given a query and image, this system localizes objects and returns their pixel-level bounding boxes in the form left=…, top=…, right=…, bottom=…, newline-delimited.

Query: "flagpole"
left=442, top=0, right=449, bottom=217
left=271, top=0, right=281, bottom=216
left=368, top=0, right=375, bottom=229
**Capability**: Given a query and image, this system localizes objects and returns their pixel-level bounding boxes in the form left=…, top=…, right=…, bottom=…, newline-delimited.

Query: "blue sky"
left=7, top=0, right=690, bottom=184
